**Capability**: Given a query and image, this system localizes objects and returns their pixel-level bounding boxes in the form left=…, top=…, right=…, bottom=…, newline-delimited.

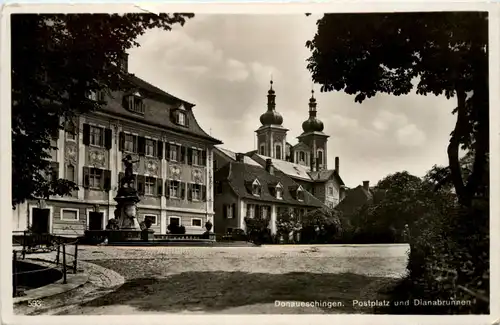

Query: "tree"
left=301, top=207, right=342, bottom=243
left=12, top=13, right=194, bottom=207
left=306, top=12, right=488, bottom=207
left=275, top=210, right=301, bottom=243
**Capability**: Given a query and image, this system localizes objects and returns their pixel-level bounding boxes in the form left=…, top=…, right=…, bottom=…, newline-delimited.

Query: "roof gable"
left=215, top=162, right=324, bottom=208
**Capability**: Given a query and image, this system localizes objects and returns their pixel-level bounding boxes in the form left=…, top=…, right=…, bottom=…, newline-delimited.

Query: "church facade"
left=12, top=55, right=222, bottom=237
left=215, top=80, right=346, bottom=208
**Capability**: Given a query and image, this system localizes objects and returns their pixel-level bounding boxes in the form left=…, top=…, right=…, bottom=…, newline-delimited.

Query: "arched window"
left=299, top=151, right=305, bottom=162
left=276, top=145, right=282, bottom=159
left=317, top=150, right=323, bottom=167
left=260, top=145, right=265, bottom=156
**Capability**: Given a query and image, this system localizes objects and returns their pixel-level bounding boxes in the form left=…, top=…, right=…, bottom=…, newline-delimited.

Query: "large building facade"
left=12, top=57, right=222, bottom=237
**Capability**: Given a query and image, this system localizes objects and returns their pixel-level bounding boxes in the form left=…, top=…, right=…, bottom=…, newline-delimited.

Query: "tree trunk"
left=447, top=87, right=469, bottom=206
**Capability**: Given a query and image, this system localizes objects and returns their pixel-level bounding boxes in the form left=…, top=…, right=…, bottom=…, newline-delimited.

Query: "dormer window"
left=171, top=104, right=189, bottom=127
left=124, top=91, right=145, bottom=115
left=87, top=90, right=105, bottom=102
left=297, top=187, right=305, bottom=201
left=275, top=183, right=283, bottom=199
left=252, top=179, right=262, bottom=196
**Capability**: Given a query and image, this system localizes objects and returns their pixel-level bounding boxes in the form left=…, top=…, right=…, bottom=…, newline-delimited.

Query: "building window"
left=261, top=206, right=269, bottom=219
left=227, top=204, right=234, bottom=219
left=87, top=90, right=105, bottom=101
left=170, top=144, right=179, bottom=161
left=124, top=133, right=137, bottom=153
left=329, top=187, right=334, bottom=196
left=65, top=121, right=76, bottom=141
left=276, top=145, right=282, bottom=159
left=145, top=177, right=156, bottom=195
left=191, top=218, right=202, bottom=227
left=61, top=208, right=79, bottom=221
left=191, top=183, right=201, bottom=201
left=89, top=168, right=103, bottom=188
left=144, top=215, right=157, bottom=226
left=192, top=149, right=200, bottom=166
left=176, top=112, right=186, bottom=125
left=127, top=95, right=145, bottom=114
left=297, top=188, right=305, bottom=201
left=66, top=165, right=75, bottom=182
left=145, top=139, right=156, bottom=157
left=260, top=145, right=265, bottom=155
left=276, top=186, right=283, bottom=199
left=252, top=184, right=261, bottom=196
left=169, top=216, right=181, bottom=226
left=90, top=126, right=104, bottom=147
left=246, top=204, right=255, bottom=218
left=299, top=151, right=305, bottom=162
left=317, top=150, right=324, bottom=168
left=226, top=227, right=234, bottom=234
left=169, top=180, right=180, bottom=198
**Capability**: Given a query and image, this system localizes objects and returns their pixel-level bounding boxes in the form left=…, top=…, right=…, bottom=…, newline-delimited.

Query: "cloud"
left=372, top=110, right=408, bottom=131
left=397, top=124, right=427, bottom=147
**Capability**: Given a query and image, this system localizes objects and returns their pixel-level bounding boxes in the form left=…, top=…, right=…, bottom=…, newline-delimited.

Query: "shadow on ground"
left=72, top=271, right=396, bottom=314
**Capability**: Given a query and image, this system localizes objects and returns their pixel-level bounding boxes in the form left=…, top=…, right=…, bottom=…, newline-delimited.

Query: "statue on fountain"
left=107, top=155, right=142, bottom=231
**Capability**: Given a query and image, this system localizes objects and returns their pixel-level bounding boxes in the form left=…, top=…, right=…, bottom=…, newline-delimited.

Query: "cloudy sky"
left=128, top=14, right=457, bottom=187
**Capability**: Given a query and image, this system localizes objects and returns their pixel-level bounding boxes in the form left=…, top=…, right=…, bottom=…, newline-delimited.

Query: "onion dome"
left=302, top=89, right=324, bottom=132
left=259, top=80, right=284, bottom=126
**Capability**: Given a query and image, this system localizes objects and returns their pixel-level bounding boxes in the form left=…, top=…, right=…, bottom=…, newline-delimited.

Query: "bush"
left=379, top=198, right=489, bottom=314
left=300, top=208, right=343, bottom=244
left=167, top=223, right=186, bottom=235
left=244, top=217, right=271, bottom=245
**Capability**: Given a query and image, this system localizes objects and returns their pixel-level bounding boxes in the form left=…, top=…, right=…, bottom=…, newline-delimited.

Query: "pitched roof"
left=335, top=185, right=386, bottom=216
left=98, top=74, right=222, bottom=144
left=252, top=154, right=313, bottom=181
left=214, top=162, right=324, bottom=208
left=309, top=169, right=345, bottom=186
left=215, top=147, right=263, bottom=167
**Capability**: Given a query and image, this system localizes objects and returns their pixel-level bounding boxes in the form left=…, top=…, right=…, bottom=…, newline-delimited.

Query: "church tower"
left=297, top=90, right=329, bottom=171
left=255, top=80, right=288, bottom=160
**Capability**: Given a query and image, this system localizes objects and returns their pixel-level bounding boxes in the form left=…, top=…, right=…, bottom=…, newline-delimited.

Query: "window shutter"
left=118, top=172, right=124, bottom=186
left=255, top=205, right=260, bottom=218
left=202, top=185, right=207, bottom=201
left=82, top=124, right=90, bottom=146
left=165, top=180, right=170, bottom=198
left=119, top=132, right=125, bottom=151
left=223, top=204, right=227, bottom=219
left=201, top=150, right=207, bottom=166
left=187, top=148, right=193, bottom=165
left=104, top=128, right=112, bottom=150
left=185, top=113, right=190, bottom=127
left=180, top=182, right=185, bottom=199
left=50, top=162, right=59, bottom=183
left=187, top=183, right=192, bottom=201
left=83, top=167, right=90, bottom=188
left=157, top=178, right=163, bottom=196
left=157, top=141, right=163, bottom=159
left=51, top=126, right=60, bottom=140
left=166, top=143, right=171, bottom=161
left=138, top=136, right=145, bottom=156
left=103, top=169, right=111, bottom=191
left=232, top=203, right=237, bottom=218
left=180, top=146, right=186, bottom=163
left=137, top=175, right=145, bottom=195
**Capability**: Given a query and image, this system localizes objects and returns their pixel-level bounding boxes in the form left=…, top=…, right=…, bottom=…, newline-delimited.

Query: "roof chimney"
left=118, top=52, right=129, bottom=73
left=235, top=153, right=244, bottom=163
left=335, top=157, right=339, bottom=174
left=363, top=181, right=370, bottom=191
left=266, top=158, right=274, bottom=175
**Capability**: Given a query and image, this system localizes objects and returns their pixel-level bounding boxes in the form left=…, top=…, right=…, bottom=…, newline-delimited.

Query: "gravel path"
left=18, top=244, right=409, bottom=315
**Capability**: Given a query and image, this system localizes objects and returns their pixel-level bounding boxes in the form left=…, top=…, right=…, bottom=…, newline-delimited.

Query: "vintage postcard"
left=1, top=2, right=498, bottom=325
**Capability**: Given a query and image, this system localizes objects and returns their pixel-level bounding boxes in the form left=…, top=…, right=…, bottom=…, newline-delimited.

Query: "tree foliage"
left=12, top=13, right=194, bottom=207
left=306, top=12, right=488, bottom=207
left=275, top=210, right=301, bottom=240
left=301, top=207, right=343, bottom=243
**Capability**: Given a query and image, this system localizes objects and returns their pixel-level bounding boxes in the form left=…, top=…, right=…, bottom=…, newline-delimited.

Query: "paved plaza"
left=16, top=244, right=409, bottom=315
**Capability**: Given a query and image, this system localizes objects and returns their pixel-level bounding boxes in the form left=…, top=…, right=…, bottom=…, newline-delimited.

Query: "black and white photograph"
left=2, top=3, right=497, bottom=323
